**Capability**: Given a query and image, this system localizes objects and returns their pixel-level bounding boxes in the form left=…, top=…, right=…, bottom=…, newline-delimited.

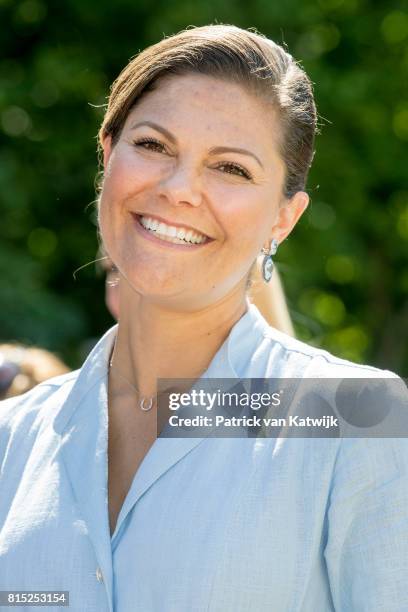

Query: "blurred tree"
left=0, top=0, right=407, bottom=373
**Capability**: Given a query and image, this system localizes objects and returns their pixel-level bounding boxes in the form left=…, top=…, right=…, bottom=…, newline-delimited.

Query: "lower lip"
left=131, top=214, right=214, bottom=251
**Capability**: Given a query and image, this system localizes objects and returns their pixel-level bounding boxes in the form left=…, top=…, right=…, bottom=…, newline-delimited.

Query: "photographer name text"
left=168, top=415, right=339, bottom=428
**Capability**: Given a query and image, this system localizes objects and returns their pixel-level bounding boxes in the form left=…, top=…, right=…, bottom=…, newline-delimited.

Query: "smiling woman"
left=1, top=23, right=408, bottom=612
left=97, top=70, right=308, bottom=312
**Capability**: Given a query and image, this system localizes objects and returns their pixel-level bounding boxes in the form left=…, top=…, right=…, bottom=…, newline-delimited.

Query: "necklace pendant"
left=140, top=397, right=154, bottom=411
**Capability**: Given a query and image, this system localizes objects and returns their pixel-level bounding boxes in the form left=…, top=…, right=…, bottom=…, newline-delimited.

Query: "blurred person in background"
left=1, top=24, right=407, bottom=612
left=0, top=343, right=70, bottom=400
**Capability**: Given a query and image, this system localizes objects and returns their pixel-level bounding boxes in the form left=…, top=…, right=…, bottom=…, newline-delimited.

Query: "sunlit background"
left=1, top=0, right=407, bottom=374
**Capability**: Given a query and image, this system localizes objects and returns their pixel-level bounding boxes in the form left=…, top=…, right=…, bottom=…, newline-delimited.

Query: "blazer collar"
left=54, top=300, right=269, bottom=608
left=55, top=298, right=269, bottom=434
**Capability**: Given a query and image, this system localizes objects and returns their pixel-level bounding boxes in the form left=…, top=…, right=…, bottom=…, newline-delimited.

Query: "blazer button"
left=96, top=567, right=104, bottom=583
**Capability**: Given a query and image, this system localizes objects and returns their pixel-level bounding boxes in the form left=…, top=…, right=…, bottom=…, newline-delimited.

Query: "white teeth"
left=139, top=215, right=208, bottom=245
left=144, top=217, right=157, bottom=231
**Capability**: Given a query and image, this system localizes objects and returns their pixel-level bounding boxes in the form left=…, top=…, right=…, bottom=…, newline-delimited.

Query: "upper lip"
left=133, top=212, right=214, bottom=239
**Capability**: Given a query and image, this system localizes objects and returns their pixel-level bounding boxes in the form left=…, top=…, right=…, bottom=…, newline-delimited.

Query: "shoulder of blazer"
left=262, top=325, right=402, bottom=378
left=0, top=370, right=80, bottom=461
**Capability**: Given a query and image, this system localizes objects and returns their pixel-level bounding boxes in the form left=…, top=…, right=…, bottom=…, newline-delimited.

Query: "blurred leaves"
left=0, top=0, right=407, bottom=372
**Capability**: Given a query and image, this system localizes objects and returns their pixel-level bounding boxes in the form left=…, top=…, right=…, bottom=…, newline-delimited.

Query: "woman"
left=1, top=24, right=407, bottom=612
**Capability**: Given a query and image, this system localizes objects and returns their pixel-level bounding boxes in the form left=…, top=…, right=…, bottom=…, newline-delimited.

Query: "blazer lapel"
left=110, top=327, right=238, bottom=541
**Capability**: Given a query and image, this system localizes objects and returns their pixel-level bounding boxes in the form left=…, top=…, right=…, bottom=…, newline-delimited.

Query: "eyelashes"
left=132, top=137, right=253, bottom=180
left=133, top=137, right=165, bottom=153
left=216, top=162, right=252, bottom=180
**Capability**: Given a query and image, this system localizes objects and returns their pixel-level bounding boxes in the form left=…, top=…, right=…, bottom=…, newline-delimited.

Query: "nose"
left=157, top=160, right=202, bottom=208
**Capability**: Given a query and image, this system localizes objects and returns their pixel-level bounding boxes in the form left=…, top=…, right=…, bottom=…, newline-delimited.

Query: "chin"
left=121, top=264, right=188, bottom=298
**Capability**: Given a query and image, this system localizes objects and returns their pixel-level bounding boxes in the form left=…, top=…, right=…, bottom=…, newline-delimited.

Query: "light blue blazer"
left=1, top=303, right=407, bottom=611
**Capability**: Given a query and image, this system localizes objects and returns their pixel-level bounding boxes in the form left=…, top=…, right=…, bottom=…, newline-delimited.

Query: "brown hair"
left=97, top=23, right=318, bottom=200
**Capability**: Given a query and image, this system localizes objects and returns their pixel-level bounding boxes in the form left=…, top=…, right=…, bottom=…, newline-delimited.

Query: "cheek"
left=214, top=192, right=272, bottom=257
left=102, top=151, right=152, bottom=202
left=103, top=139, right=177, bottom=207
left=98, top=152, right=157, bottom=246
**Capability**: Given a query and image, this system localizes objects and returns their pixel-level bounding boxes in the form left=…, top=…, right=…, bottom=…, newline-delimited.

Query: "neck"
left=108, top=280, right=249, bottom=402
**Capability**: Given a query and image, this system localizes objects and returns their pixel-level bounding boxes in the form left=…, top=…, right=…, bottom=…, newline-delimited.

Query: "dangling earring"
left=261, top=238, right=279, bottom=283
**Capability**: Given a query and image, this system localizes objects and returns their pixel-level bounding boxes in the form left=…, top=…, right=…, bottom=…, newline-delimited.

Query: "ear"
left=101, top=134, right=113, bottom=170
left=264, top=191, right=309, bottom=248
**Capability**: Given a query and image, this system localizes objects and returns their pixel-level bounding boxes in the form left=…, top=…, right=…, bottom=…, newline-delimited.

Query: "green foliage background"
left=1, top=0, right=407, bottom=374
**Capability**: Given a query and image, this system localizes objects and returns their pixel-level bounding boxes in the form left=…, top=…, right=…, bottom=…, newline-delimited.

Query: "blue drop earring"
left=261, top=238, right=279, bottom=283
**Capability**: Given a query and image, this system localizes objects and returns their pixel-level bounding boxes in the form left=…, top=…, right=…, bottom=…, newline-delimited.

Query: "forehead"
left=124, top=73, right=284, bottom=166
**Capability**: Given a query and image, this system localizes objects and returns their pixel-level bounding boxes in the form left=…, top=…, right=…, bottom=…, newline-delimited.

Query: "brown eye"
left=216, top=162, right=252, bottom=180
left=133, top=137, right=167, bottom=153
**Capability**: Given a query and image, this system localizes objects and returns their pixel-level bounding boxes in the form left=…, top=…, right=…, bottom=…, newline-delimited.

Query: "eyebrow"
left=129, top=120, right=264, bottom=170
left=208, top=146, right=264, bottom=170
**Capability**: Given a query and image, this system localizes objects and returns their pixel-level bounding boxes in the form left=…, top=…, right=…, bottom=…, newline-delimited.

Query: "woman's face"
left=98, top=73, right=308, bottom=310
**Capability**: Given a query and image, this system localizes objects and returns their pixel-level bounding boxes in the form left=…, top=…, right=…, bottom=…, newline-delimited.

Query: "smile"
left=132, top=214, right=214, bottom=249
